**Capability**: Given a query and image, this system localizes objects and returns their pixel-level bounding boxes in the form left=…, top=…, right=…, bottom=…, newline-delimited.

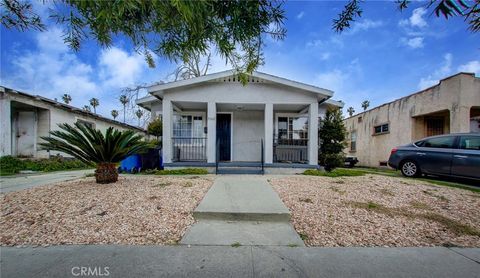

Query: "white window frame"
left=274, top=113, right=309, bottom=140
left=172, top=111, right=206, bottom=145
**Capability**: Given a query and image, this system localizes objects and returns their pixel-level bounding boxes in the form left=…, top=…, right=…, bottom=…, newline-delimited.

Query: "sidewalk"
left=180, top=175, right=304, bottom=246
left=0, top=169, right=94, bottom=193
left=1, top=245, right=479, bottom=277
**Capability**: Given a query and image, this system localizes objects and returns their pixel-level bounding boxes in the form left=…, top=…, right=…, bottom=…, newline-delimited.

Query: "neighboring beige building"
left=343, top=72, right=480, bottom=167
left=0, top=86, right=146, bottom=158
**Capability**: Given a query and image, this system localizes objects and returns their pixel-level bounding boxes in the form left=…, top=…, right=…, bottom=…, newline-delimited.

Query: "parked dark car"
left=388, top=133, right=480, bottom=180
left=344, top=156, right=359, bottom=168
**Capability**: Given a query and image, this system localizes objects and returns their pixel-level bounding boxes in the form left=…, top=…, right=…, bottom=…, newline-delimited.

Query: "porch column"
left=207, top=102, right=216, bottom=163
left=308, top=102, right=319, bottom=165
left=0, top=93, right=12, bottom=156
left=162, top=99, right=172, bottom=163
left=264, top=103, right=273, bottom=164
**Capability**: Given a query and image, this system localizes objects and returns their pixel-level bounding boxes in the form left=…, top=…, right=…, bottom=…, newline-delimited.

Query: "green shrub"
left=321, top=153, right=345, bottom=172
left=0, top=155, right=90, bottom=176
left=319, top=109, right=347, bottom=172
left=0, top=156, right=26, bottom=175
left=303, top=168, right=366, bottom=177
left=156, top=168, right=209, bottom=175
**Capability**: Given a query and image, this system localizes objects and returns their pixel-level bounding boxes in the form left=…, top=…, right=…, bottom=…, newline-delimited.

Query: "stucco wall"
left=164, top=81, right=318, bottom=104
left=343, top=73, right=480, bottom=167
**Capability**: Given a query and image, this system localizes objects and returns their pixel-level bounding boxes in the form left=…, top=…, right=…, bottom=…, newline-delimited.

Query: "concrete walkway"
left=1, top=245, right=479, bottom=278
left=0, top=169, right=94, bottom=193
left=181, top=175, right=304, bottom=246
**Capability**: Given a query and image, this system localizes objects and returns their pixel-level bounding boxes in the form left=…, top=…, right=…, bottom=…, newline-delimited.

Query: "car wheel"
left=400, top=160, right=420, bottom=177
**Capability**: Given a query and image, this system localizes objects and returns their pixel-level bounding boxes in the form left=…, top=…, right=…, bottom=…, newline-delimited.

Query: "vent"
left=211, top=75, right=268, bottom=83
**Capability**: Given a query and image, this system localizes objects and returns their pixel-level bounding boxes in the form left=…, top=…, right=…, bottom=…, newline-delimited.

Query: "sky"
left=1, top=1, right=479, bottom=125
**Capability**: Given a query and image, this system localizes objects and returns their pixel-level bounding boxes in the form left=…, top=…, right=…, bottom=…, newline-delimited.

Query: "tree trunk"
left=95, top=163, right=118, bottom=184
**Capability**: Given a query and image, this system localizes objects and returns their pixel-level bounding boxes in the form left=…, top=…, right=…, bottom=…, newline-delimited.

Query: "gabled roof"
left=324, top=99, right=344, bottom=108
left=146, top=70, right=334, bottom=98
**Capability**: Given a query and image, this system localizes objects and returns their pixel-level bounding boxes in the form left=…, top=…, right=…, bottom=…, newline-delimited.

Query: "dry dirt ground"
left=1, top=175, right=213, bottom=246
left=270, top=174, right=480, bottom=247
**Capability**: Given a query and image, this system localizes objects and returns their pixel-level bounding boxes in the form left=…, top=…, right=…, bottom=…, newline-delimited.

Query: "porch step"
left=216, top=162, right=264, bottom=175
left=216, top=167, right=263, bottom=175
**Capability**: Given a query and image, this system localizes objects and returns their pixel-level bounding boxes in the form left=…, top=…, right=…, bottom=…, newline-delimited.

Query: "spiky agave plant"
left=40, top=122, right=150, bottom=184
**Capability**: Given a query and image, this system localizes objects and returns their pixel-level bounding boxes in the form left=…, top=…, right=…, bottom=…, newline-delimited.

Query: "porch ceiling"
left=217, top=103, right=264, bottom=111
left=171, top=101, right=310, bottom=113
left=173, top=101, right=207, bottom=111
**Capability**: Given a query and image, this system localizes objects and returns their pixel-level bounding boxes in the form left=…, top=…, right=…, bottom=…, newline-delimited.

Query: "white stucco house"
left=137, top=70, right=342, bottom=173
left=0, top=86, right=146, bottom=159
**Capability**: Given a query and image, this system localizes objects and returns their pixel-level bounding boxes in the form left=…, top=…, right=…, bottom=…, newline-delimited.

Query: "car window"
left=459, top=136, right=480, bottom=150
left=422, top=136, right=455, bottom=149
left=414, top=140, right=424, bottom=147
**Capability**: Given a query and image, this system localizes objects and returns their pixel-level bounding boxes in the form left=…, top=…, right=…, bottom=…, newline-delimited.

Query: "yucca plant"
left=39, top=122, right=150, bottom=184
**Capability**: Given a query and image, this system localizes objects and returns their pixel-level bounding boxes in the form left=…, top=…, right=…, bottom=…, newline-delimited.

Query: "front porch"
left=162, top=101, right=320, bottom=171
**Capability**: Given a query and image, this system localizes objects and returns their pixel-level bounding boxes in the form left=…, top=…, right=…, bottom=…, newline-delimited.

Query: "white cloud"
left=400, top=7, right=428, bottom=28
left=315, top=59, right=362, bottom=96
left=349, top=19, right=383, bottom=34
left=306, top=36, right=344, bottom=48
left=1, top=27, right=167, bottom=124
left=458, top=60, right=480, bottom=75
left=5, top=27, right=99, bottom=104
left=410, top=8, right=428, bottom=28
left=98, top=47, right=147, bottom=88
left=296, top=11, right=305, bottom=19
left=401, top=37, right=424, bottom=49
left=418, top=53, right=453, bottom=89
left=316, top=69, right=348, bottom=94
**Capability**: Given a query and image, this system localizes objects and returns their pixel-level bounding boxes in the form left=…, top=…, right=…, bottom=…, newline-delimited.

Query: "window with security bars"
left=173, top=115, right=204, bottom=138
left=426, top=118, right=444, bottom=137
left=278, top=117, right=308, bottom=140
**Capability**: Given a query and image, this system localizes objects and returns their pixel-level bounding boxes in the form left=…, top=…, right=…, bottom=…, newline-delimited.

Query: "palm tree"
left=89, top=98, right=99, bottom=114
left=39, top=122, right=150, bottom=184
left=119, top=95, right=129, bottom=123
left=62, top=94, right=72, bottom=104
left=135, top=109, right=144, bottom=126
left=361, top=100, right=370, bottom=111
left=111, top=110, right=119, bottom=120
left=347, top=107, right=355, bottom=117
left=82, top=105, right=91, bottom=112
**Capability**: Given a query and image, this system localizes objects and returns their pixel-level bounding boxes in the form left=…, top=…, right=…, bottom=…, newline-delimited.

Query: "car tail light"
left=390, top=148, right=398, bottom=155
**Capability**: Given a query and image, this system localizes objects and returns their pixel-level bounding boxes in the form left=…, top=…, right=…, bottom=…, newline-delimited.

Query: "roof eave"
left=147, top=70, right=335, bottom=98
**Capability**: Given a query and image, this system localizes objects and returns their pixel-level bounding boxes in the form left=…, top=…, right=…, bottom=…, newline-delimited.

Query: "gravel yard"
left=1, top=175, right=213, bottom=246
left=270, top=175, right=480, bottom=247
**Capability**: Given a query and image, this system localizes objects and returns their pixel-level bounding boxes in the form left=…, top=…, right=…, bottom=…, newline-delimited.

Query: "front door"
left=16, top=111, right=36, bottom=157
left=216, top=113, right=231, bottom=161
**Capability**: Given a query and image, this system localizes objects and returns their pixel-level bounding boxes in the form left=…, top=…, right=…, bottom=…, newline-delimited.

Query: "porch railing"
left=172, top=137, right=207, bottom=162
left=273, top=137, right=308, bottom=163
